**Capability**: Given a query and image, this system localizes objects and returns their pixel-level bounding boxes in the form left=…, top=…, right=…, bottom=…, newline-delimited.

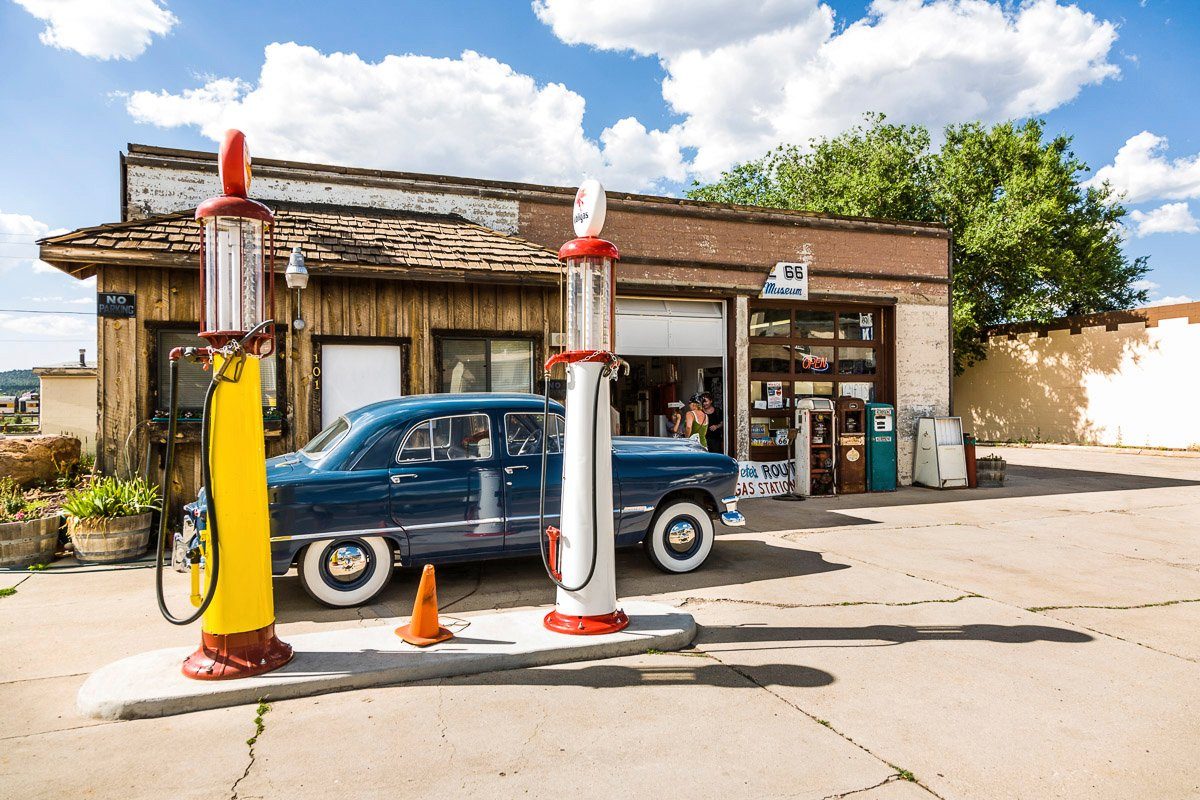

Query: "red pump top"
left=558, top=236, right=619, bottom=261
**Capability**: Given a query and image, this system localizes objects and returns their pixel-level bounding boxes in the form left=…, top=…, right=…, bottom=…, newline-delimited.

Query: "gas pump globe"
left=196, top=130, right=275, bottom=355
left=540, top=179, right=629, bottom=636
left=561, top=237, right=616, bottom=352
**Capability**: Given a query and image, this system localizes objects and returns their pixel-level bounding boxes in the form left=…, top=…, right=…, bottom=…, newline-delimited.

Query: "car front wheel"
left=299, top=536, right=394, bottom=607
left=644, top=500, right=714, bottom=573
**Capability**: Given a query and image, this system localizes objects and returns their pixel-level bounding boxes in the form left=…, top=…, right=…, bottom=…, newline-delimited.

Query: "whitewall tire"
left=299, top=536, right=394, bottom=607
left=644, top=500, right=714, bottom=573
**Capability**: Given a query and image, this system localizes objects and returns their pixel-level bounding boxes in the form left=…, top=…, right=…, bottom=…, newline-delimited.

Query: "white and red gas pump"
left=540, top=179, right=629, bottom=635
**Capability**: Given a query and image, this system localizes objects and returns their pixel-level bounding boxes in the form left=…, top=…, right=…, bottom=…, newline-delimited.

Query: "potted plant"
left=976, top=454, right=1007, bottom=487
left=0, top=477, right=60, bottom=568
left=63, top=476, right=160, bottom=564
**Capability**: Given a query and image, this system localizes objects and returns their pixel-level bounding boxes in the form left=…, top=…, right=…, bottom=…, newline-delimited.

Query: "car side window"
left=505, top=413, right=565, bottom=457
left=397, top=422, right=433, bottom=463
left=432, top=414, right=492, bottom=461
left=398, top=414, right=493, bottom=464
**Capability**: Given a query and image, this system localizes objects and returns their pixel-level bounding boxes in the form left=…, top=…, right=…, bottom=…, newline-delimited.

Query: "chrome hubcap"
left=327, top=544, right=369, bottom=584
left=666, top=519, right=698, bottom=553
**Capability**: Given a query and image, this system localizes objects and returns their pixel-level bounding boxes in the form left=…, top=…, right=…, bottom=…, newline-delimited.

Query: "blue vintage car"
left=183, top=393, right=744, bottom=607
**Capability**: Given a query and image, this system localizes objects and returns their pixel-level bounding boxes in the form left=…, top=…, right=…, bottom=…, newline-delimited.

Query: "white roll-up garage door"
left=615, top=298, right=725, bottom=357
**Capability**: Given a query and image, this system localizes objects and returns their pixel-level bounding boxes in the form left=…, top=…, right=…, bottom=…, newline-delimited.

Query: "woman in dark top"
left=701, top=392, right=723, bottom=454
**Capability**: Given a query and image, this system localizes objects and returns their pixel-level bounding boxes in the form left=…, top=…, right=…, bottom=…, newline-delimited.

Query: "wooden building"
left=39, top=144, right=952, bottom=503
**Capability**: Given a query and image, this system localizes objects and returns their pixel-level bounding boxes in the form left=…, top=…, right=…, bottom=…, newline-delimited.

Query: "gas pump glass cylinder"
left=203, top=217, right=266, bottom=336
left=566, top=254, right=612, bottom=352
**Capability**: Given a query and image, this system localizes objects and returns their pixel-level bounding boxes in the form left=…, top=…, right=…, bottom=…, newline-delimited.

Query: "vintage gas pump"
left=154, top=129, right=293, bottom=679
left=538, top=179, right=629, bottom=635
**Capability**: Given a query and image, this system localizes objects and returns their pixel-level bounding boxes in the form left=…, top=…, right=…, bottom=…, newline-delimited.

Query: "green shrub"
left=62, top=476, right=160, bottom=521
left=0, top=477, right=48, bottom=523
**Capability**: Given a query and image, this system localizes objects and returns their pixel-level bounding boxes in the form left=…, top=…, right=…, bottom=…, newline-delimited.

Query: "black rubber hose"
left=155, top=358, right=221, bottom=625
left=537, top=362, right=606, bottom=593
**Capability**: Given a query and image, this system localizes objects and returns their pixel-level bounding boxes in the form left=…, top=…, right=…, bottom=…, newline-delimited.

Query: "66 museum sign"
left=760, top=261, right=809, bottom=299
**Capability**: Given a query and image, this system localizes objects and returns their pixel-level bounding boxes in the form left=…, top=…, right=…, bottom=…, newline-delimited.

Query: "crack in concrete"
left=696, top=647, right=944, bottom=800
left=811, top=548, right=1200, bottom=665
left=676, top=594, right=980, bottom=610
left=230, top=700, right=271, bottom=800
left=1027, top=598, right=1200, bottom=612
left=819, top=774, right=901, bottom=799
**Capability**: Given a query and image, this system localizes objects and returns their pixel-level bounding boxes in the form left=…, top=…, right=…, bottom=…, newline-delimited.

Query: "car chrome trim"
left=621, top=505, right=654, bottom=514
left=720, top=510, right=746, bottom=527
left=271, top=526, right=405, bottom=544
left=404, top=516, right=505, bottom=530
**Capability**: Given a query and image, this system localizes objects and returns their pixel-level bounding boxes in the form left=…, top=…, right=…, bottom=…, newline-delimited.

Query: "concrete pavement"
left=2, top=445, right=1198, bottom=799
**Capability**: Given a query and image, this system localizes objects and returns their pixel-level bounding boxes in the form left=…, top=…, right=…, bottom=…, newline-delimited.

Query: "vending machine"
left=836, top=397, right=867, bottom=494
left=794, top=398, right=836, bottom=496
left=913, top=417, right=968, bottom=489
left=865, top=402, right=897, bottom=492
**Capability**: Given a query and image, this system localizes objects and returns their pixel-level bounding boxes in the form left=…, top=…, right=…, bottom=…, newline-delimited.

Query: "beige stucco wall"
left=37, top=375, right=97, bottom=452
left=954, top=315, right=1200, bottom=449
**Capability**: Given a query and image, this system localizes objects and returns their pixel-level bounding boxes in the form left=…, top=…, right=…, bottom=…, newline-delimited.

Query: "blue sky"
left=1, top=0, right=1197, bottom=371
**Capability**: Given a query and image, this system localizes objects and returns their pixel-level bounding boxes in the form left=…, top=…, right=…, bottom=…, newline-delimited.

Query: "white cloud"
left=0, top=210, right=65, bottom=275
left=14, top=0, right=176, bottom=60
left=26, top=295, right=93, bottom=305
left=0, top=312, right=93, bottom=339
left=1131, top=279, right=1159, bottom=293
left=1145, top=295, right=1195, bottom=307
left=536, top=0, right=1120, bottom=179
left=1088, top=131, right=1200, bottom=204
left=1127, top=202, right=1200, bottom=237
left=125, top=43, right=685, bottom=192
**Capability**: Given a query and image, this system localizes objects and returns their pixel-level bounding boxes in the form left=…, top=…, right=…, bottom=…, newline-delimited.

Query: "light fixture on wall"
left=284, top=245, right=309, bottom=331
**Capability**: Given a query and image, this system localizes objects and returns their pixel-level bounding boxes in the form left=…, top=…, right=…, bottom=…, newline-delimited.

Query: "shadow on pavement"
left=740, top=461, right=1200, bottom=534
left=697, top=622, right=1095, bottom=650
left=275, top=538, right=851, bottom=625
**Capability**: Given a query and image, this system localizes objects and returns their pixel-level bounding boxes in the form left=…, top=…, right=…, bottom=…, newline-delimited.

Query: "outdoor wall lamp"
left=284, top=245, right=309, bottom=331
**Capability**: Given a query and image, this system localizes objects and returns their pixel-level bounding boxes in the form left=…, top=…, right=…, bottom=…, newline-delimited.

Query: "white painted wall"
left=955, top=314, right=1200, bottom=449
left=894, top=301, right=952, bottom=483
left=125, top=164, right=520, bottom=233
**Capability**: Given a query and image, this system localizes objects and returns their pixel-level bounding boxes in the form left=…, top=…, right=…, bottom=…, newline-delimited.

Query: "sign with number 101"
left=761, top=261, right=808, bottom=299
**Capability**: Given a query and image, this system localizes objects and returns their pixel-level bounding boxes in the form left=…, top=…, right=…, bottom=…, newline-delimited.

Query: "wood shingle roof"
left=39, top=202, right=562, bottom=284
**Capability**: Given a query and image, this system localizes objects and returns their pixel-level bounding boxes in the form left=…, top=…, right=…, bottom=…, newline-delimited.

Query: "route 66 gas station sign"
left=760, top=261, right=809, bottom=299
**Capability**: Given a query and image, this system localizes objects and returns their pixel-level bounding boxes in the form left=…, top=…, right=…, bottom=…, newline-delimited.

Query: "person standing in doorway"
left=684, top=395, right=708, bottom=449
left=701, top=392, right=723, bottom=454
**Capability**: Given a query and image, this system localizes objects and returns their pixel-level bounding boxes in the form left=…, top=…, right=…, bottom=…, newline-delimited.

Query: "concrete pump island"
left=75, top=135, right=699, bottom=720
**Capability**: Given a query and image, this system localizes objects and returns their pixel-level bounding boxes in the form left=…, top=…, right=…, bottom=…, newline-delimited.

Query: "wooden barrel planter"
left=977, top=458, right=1007, bottom=487
left=67, top=512, right=153, bottom=564
left=0, top=514, right=61, bottom=568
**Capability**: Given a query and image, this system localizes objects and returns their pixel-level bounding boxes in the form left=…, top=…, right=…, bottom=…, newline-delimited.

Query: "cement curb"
left=77, top=600, right=695, bottom=720
left=982, top=443, right=1200, bottom=459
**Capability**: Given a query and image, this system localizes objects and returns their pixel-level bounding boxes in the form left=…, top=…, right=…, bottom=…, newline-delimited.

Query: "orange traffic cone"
left=395, top=564, right=454, bottom=647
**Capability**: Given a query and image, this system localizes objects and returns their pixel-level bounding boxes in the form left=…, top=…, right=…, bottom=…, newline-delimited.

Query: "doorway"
left=612, top=298, right=728, bottom=453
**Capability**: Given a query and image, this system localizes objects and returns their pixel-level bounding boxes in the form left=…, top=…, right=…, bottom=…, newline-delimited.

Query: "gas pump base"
left=181, top=623, right=294, bottom=680
left=543, top=609, right=630, bottom=635
left=77, top=600, right=694, bottom=720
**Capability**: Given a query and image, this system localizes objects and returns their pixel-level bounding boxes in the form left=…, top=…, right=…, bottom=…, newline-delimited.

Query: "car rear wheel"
left=299, top=536, right=394, bottom=607
left=644, top=500, right=714, bottom=573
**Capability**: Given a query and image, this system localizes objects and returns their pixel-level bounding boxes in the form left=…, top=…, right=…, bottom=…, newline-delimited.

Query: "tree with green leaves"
left=688, top=114, right=1148, bottom=371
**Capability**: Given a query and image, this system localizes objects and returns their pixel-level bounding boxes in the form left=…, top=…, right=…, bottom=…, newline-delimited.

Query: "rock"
left=0, top=435, right=81, bottom=488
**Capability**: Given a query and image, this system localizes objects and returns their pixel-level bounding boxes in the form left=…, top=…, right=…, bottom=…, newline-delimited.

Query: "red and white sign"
left=218, top=129, right=252, bottom=198
left=572, top=178, right=607, bottom=237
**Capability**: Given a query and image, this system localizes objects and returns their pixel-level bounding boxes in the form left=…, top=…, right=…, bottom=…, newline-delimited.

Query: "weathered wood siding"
left=97, top=265, right=559, bottom=513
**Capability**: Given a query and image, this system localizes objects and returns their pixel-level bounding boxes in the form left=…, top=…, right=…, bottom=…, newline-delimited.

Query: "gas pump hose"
left=155, top=357, right=221, bottom=625
left=154, top=320, right=273, bottom=625
left=537, top=361, right=610, bottom=593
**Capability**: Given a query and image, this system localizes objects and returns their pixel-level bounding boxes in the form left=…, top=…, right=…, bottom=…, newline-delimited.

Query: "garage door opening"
left=612, top=298, right=727, bottom=454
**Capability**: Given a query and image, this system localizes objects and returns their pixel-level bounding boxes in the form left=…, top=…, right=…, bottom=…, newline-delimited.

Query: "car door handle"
left=504, top=465, right=529, bottom=474
left=390, top=473, right=418, bottom=484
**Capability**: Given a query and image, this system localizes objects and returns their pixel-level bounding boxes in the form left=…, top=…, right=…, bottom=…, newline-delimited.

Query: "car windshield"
left=301, top=417, right=351, bottom=457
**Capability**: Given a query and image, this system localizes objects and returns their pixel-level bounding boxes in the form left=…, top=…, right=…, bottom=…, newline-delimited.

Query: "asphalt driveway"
left=2, top=445, right=1198, bottom=799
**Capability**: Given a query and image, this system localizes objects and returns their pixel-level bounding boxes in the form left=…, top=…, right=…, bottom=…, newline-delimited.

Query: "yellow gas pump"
left=154, top=129, right=292, bottom=680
